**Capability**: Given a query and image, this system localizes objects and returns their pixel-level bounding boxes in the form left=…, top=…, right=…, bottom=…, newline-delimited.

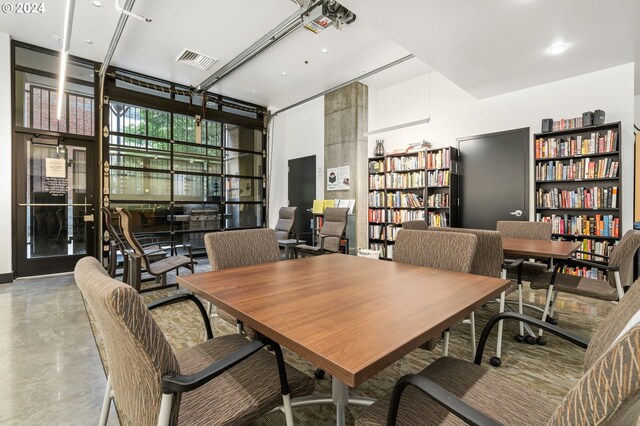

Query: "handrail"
left=18, top=203, right=92, bottom=207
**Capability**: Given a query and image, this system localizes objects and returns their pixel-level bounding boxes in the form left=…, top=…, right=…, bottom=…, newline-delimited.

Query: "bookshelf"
left=426, top=147, right=459, bottom=228
left=534, top=121, right=621, bottom=280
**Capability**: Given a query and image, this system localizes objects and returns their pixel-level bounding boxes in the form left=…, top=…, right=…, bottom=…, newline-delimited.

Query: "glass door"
left=15, top=133, right=96, bottom=276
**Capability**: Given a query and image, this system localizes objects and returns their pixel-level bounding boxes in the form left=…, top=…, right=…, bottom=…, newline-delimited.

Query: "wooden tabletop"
left=502, top=237, right=580, bottom=259
left=177, top=254, right=510, bottom=388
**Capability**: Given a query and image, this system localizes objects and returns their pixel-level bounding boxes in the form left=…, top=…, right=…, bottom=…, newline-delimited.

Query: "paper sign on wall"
left=326, top=165, right=350, bottom=191
left=45, top=158, right=66, bottom=178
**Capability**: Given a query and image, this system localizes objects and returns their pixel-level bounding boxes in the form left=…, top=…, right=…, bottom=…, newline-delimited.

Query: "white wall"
left=0, top=32, right=12, bottom=280
left=268, top=97, right=324, bottom=227
left=635, top=95, right=640, bottom=128
left=368, top=64, right=635, bottom=231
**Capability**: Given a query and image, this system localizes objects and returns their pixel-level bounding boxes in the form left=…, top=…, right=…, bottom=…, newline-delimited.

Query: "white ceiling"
left=1, top=0, right=639, bottom=109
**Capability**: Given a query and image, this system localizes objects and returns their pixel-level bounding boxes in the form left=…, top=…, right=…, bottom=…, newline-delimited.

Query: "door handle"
left=510, top=210, right=523, bottom=217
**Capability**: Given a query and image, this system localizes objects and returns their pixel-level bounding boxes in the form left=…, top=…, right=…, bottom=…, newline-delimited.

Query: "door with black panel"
left=14, top=133, right=96, bottom=276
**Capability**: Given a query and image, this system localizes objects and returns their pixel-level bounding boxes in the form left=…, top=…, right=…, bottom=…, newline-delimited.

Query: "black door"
left=288, top=155, right=315, bottom=243
left=14, top=132, right=97, bottom=277
left=458, top=128, right=529, bottom=230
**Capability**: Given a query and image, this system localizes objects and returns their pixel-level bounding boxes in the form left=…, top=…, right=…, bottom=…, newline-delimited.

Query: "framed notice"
left=326, top=167, right=338, bottom=191
left=327, top=165, right=350, bottom=191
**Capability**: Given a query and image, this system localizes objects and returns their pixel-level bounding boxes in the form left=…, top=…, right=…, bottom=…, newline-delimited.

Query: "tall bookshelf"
left=367, top=147, right=459, bottom=260
left=426, top=147, right=459, bottom=228
left=534, top=121, right=621, bottom=280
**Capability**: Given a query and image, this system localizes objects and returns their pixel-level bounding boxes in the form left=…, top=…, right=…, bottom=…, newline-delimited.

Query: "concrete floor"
left=0, top=273, right=116, bottom=425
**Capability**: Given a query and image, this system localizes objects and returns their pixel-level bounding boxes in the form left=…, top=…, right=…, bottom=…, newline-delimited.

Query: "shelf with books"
left=426, top=147, right=459, bottom=228
left=533, top=121, right=622, bottom=279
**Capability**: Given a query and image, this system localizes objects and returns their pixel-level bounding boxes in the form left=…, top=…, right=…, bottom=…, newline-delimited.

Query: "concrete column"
left=324, top=82, right=368, bottom=251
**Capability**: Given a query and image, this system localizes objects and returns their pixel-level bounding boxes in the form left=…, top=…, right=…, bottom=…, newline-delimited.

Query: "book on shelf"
left=535, top=157, right=618, bottom=181
left=428, top=212, right=448, bottom=227
left=427, top=170, right=450, bottom=186
left=312, top=199, right=324, bottom=214
left=535, top=186, right=618, bottom=209
left=535, top=130, right=618, bottom=159
left=536, top=213, right=620, bottom=238
left=427, top=149, right=451, bottom=169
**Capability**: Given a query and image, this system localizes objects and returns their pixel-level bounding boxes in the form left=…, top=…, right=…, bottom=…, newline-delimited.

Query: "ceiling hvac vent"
left=175, top=49, right=218, bottom=71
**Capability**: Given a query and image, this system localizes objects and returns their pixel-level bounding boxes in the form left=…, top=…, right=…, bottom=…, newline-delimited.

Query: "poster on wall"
left=326, top=166, right=350, bottom=191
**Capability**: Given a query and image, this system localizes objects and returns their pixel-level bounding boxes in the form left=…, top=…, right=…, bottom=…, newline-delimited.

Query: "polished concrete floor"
left=0, top=263, right=616, bottom=425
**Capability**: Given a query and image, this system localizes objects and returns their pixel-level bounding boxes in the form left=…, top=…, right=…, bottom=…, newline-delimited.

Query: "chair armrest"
left=474, top=312, right=589, bottom=366
left=502, top=258, right=523, bottom=284
left=147, top=294, right=213, bottom=340
left=574, top=250, right=609, bottom=260
left=161, top=339, right=266, bottom=393
left=387, top=374, right=503, bottom=426
left=569, top=258, right=618, bottom=271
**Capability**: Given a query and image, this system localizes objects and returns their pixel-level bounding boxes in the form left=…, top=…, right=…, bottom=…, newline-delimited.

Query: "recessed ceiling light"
left=251, top=89, right=256, bottom=93
left=84, top=39, right=93, bottom=44
left=320, top=48, right=328, bottom=54
left=91, top=0, right=102, bottom=7
left=547, top=42, right=568, bottom=55
left=281, top=72, right=286, bottom=76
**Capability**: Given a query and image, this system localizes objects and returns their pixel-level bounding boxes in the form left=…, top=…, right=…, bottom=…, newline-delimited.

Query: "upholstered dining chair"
left=497, top=220, right=553, bottom=282
left=204, top=228, right=281, bottom=335
left=75, top=256, right=314, bottom=426
left=116, top=207, right=194, bottom=292
left=425, top=226, right=525, bottom=366
left=401, top=220, right=430, bottom=231
left=295, top=207, right=349, bottom=257
left=273, top=207, right=297, bottom=240
left=393, top=229, right=478, bottom=357
left=530, top=229, right=640, bottom=342
left=354, top=278, right=640, bottom=426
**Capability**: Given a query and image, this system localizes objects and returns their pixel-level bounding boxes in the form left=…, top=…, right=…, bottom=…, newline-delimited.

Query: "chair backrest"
left=548, top=324, right=640, bottom=425
left=115, top=207, right=150, bottom=267
left=394, top=229, right=477, bottom=274
left=102, top=207, right=127, bottom=251
left=204, top=228, right=281, bottom=270
left=607, top=229, right=640, bottom=289
left=427, top=226, right=503, bottom=278
left=319, top=207, right=349, bottom=253
left=274, top=207, right=297, bottom=240
left=496, top=220, right=552, bottom=240
left=401, top=220, right=430, bottom=231
left=584, top=277, right=640, bottom=370
left=74, top=257, right=180, bottom=425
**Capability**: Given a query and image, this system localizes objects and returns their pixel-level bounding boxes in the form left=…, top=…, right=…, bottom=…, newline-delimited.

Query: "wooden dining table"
left=177, top=253, right=510, bottom=426
left=501, top=237, right=581, bottom=261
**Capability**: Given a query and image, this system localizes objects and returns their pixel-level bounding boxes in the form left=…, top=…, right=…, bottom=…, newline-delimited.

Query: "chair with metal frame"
left=115, top=207, right=194, bottom=292
left=497, top=220, right=553, bottom=281
left=354, top=277, right=640, bottom=426
left=74, top=256, right=315, bottom=426
left=273, top=206, right=297, bottom=240
left=530, top=229, right=640, bottom=344
left=393, top=229, right=478, bottom=358
left=294, top=207, right=349, bottom=258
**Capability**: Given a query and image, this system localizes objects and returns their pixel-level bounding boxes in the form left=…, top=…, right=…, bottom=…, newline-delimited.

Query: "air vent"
left=175, top=49, right=218, bottom=71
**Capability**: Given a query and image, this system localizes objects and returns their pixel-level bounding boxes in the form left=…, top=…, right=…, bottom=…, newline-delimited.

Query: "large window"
left=107, top=99, right=265, bottom=249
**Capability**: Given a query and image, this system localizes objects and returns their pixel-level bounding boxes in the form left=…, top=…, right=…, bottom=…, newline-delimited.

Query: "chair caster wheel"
left=489, top=357, right=502, bottom=367
left=314, top=368, right=325, bottom=379
left=536, top=336, right=547, bottom=346
left=514, top=335, right=525, bottom=343
left=545, top=316, right=558, bottom=325
left=525, top=335, right=536, bottom=345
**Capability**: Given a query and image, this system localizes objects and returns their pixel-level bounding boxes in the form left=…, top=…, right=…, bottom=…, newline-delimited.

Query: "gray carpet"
left=89, top=261, right=613, bottom=425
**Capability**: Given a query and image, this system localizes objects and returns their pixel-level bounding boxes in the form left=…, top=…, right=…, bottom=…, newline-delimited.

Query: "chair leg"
left=442, top=331, right=450, bottom=356
left=282, top=393, right=294, bottom=426
left=157, top=393, right=174, bottom=426
left=490, top=291, right=506, bottom=367
left=469, top=311, right=476, bottom=360
left=99, top=373, right=112, bottom=426
left=614, top=271, right=624, bottom=300
left=537, top=284, right=555, bottom=345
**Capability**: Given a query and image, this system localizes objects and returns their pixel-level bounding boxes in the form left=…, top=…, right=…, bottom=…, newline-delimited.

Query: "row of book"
left=368, top=192, right=424, bottom=209
left=386, top=171, right=425, bottom=189
left=368, top=159, right=384, bottom=173
left=369, top=224, right=385, bottom=240
left=571, top=238, right=615, bottom=261
left=387, top=209, right=425, bottom=224
left=552, top=117, right=584, bottom=131
left=369, top=242, right=386, bottom=259
left=426, top=149, right=451, bottom=169
left=368, top=174, right=386, bottom=190
left=535, top=158, right=619, bottom=181
left=535, top=130, right=618, bottom=159
left=536, top=214, right=620, bottom=238
left=535, top=186, right=618, bottom=209
left=385, top=151, right=426, bottom=172
left=427, top=170, right=450, bottom=187
left=428, top=212, right=449, bottom=227
left=368, top=208, right=386, bottom=223
left=427, top=193, right=450, bottom=208
left=558, top=265, right=605, bottom=281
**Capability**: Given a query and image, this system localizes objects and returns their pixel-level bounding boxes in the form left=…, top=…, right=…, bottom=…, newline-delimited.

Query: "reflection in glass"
left=225, top=177, right=262, bottom=202
left=224, top=124, right=262, bottom=151
left=26, top=143, right=88, bottom=258
left=174, top=175, right=221, bottom=202
left=224, top=151, right=262, bottom=177
left=109, top=102, right=170, bottom=138
left=225, top=204, right=263, bottom=229
left=109, top=203, right=172, bottom=234
left=110, top=170, right=171, bottom=201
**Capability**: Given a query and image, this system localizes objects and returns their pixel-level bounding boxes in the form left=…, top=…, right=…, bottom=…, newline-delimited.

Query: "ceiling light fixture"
left=320, top=48, right=328, bottom=54
left=114, top=0, right=151, bottom=22
left=90, top=0, right=102, bottom=7
left=547, top=42, right=568, bottom=55
left=56, top=0, right=75, bottom=120
left=281, top=72, right=287, bottom=76
left=84, top=39, right=93, bottom=44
